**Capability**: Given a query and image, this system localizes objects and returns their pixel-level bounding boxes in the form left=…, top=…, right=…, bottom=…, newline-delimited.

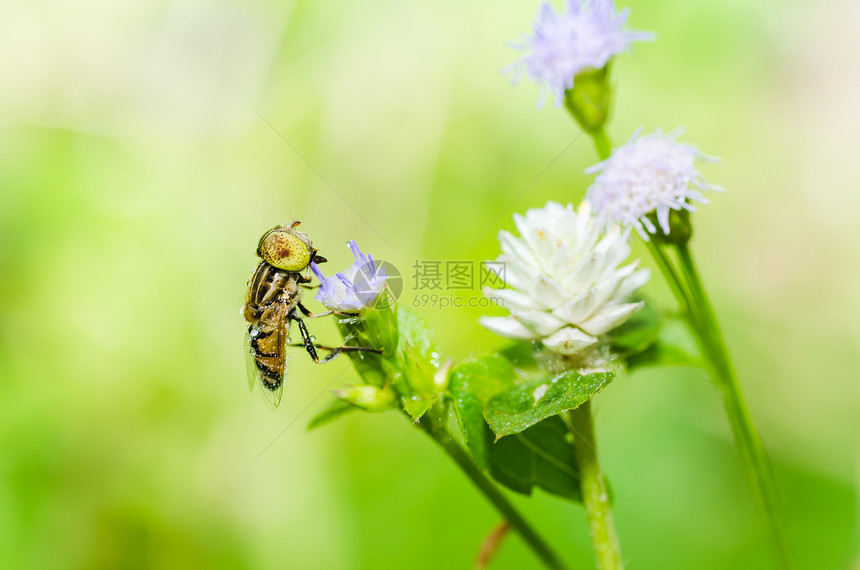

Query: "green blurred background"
left=1, top=0, right=857, bottom=568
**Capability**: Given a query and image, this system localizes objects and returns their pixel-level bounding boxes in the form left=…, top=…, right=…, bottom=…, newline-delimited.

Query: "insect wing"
left=261, top=353, right=287, bottom=409
left=245, top=320, right=288, bottom=409
left=244, top=330, right=259, bottom=393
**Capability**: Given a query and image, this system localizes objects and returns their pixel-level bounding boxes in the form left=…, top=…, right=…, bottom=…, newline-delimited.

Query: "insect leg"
left=296, top=302, right=358, bottom=319
left=316, top=345, right=382, bottom=362
left=289, top=315, right=382, bottom=364
left=288, top=341, right=381, bottom=354
left=292, top=315, right=321, bottom=362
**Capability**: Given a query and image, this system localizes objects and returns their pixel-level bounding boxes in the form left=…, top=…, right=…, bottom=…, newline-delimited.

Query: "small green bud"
left=332, top=385, right=397, bottom=412
left=563, top=63, right=612, bottom=134
left=647, top=209, right=693, bottom=246
left=433, top=359, right=453, bottom=392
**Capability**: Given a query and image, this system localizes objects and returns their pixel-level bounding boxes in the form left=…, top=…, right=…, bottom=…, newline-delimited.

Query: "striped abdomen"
left=244, top=262, right=301, bottom=394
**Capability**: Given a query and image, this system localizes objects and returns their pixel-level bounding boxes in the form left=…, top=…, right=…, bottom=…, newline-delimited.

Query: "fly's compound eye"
left=258, top=228, right=312, bottom=271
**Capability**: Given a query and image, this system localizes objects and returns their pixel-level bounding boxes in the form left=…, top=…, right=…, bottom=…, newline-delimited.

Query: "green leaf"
left=338, top=305, right=399, bottom=356
left=497, top=342, right=562, bottom=377
left=448, top=355, right=583, bottom=502
left=401, top=394, right=436, bottom=420
left=339, top=307, right=442, bottom=420
left=626, top=315, right=701, bottom=371
left=448, top=355, right=516, bottom=470
left=344, top=349, right=388, bottom=389
left=394, top=308, right=440, bottom=419
left=337, top=306, right=398, bottom=389
left=396, top=308, right=434, bottom=356
left=483, top=422, right=530, bottom=494
left=449, top=355, right=515, bottom=402
left=608, top=300, right=660, bottom=356
left=605, top=300, right=702, bottom=371
left=484, top=370, right=613, bottom=437
left=524, top=417, right=581, bottom=501
left=307, top=399, right=357, bottom=431
left=487, top=416, right=581, bottom=502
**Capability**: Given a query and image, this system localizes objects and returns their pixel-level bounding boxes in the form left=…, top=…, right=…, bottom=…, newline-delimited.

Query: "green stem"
left=591, top=127, right=612, bottom=160
left=644, top=239, right=695, bottom=319
left=419, top=416, right=570, bottom=570
left=675, top=243, right=793, bottom=569
left=568, top=401, right=623, bottom=570
left=585, top=112, right=791, bottom=566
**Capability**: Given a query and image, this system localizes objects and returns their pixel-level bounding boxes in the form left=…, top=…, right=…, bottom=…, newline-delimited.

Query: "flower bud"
left=332, top=385, right=397, bottom=413
left=434, top=360, right=453, bottom=392
left=647, top=208, right=693, bottom=246
left=564, top=64, right=612, bottom=134
left=506, top=1, right=653, bottom=109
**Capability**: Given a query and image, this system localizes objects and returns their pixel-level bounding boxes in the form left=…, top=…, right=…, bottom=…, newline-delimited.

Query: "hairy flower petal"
left=507, top=0, right=653, bottom=107
left=313, top=241, right=388, bottom=311
left=586, top=128, right=722, bottom=239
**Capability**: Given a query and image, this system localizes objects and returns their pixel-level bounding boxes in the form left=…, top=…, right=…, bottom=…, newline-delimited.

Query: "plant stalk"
left=644, top=240, right=695, bottom=319
left=585, top=125, right=791, bottom=567
left=674, top=243, right=792, bottom=568
left=591, top=127, right=612, bottom=161
left=568, top=400, right=623, bottom=570
left=420, top=416, right=570, bottom=570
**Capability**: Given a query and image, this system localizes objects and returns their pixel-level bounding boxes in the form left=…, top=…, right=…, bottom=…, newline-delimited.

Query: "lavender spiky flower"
left=508, top=0, right=653, bottom=107
left=311, top=241, right=388, bottom=311
left=586, top=128, right=723, bottom=240
left=480, top=201, right=649, bottom=356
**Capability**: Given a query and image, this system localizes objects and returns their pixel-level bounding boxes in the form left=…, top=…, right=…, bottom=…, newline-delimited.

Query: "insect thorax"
left=244, top=261, right=302, bottom=325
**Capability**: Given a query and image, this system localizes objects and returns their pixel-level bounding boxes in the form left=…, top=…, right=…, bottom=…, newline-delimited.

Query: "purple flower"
left=311, top=241, right=388, bottom=311
left=508, top=0, right=653, bottom=107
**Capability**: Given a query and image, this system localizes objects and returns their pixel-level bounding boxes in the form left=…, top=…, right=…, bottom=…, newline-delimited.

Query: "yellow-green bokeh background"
left=1, top=0, right=857, bottom=568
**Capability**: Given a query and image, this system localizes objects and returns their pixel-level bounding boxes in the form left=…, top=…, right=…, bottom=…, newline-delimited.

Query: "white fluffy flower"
left=480, top=201, right=649, bottom=355
left=586, top=128, right=723, bottom=239
left=508, top=0, right=653, bottom=108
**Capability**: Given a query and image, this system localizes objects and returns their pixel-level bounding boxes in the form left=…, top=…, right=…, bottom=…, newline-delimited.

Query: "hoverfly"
left=243, top=220, right=381, bottom=407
